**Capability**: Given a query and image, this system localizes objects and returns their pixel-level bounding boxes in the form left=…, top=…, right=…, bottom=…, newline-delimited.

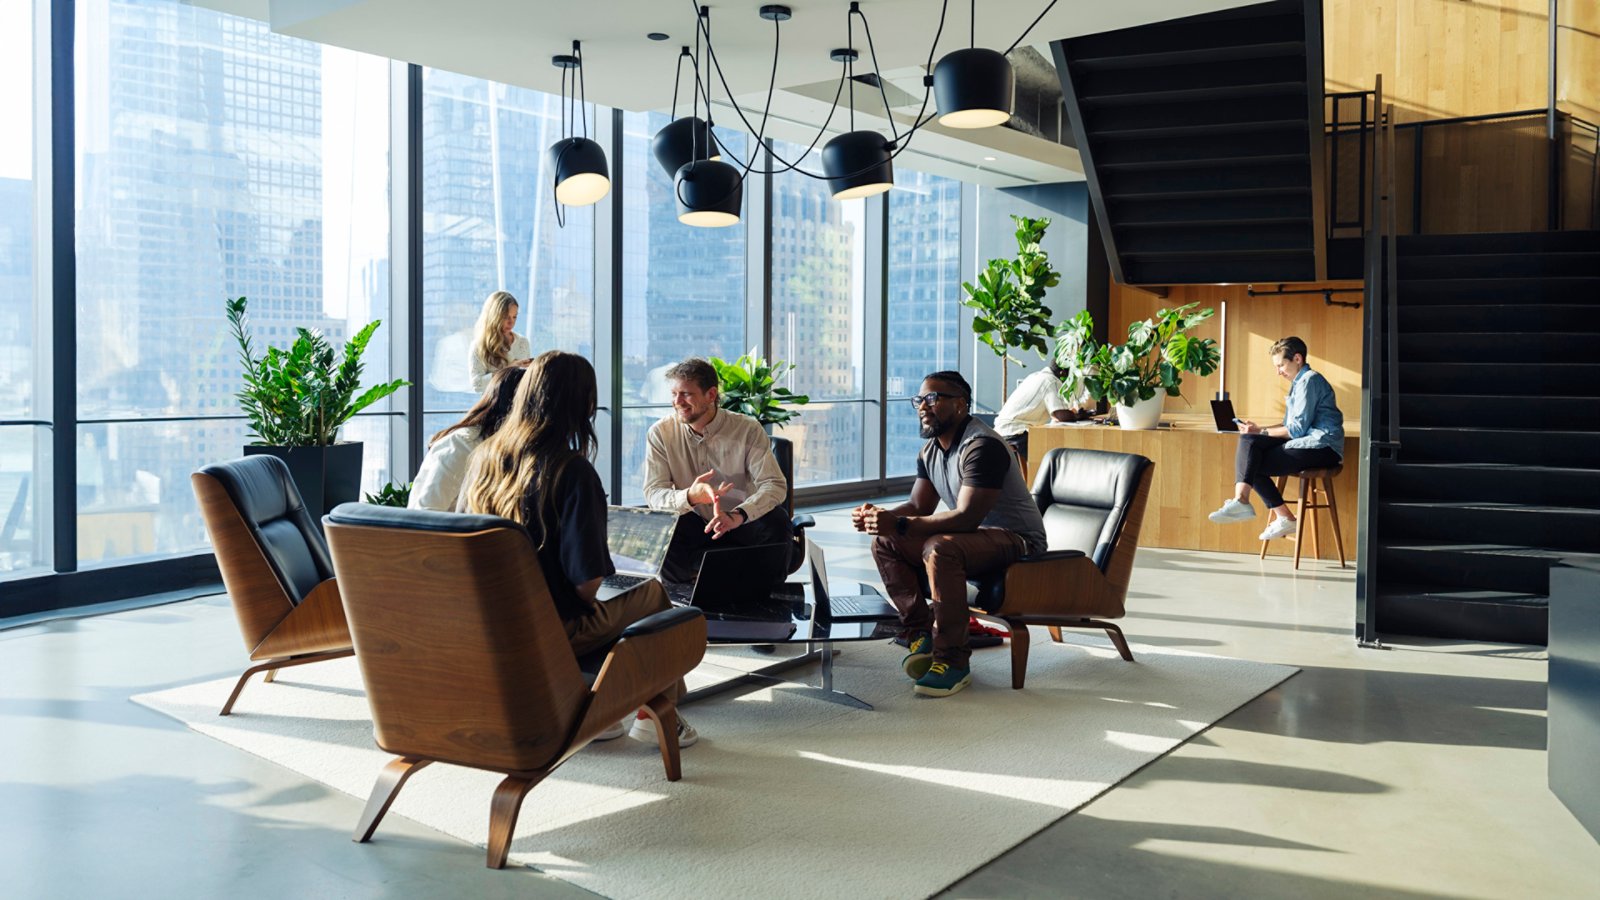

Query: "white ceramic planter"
left=1115, top=393, right=1164, bottom=430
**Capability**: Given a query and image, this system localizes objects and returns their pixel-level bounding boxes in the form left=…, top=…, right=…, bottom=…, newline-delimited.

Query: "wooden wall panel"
left=1557, top=0, right=1600, bottom=122
left=1108, top=281, right=1365, bottom=426
left=1325, top=0, right=1550, bottom=123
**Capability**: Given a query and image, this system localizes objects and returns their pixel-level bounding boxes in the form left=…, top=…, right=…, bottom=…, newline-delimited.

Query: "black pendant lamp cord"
left=553, top=60, right=570, bottom=229
left=1005, top=0, right=1060, bottom=56
left=852, top=5, right=900, bottom=145
left=578, top=41, right=589, bottom=140
left=970, top=0, right=975, bottom=48
left=681, top=0, right=948, bottom=183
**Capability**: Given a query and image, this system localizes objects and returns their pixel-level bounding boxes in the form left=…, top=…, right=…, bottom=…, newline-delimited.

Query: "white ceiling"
left=197, top=0, right=1247, bottom=187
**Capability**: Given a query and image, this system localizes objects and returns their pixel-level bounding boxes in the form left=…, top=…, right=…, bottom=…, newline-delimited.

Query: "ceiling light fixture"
left=547, top=40, right=609, bottom=225
left=673, top=7, right=743, bottom=226
left=933, top=0, right=1013, bottom=129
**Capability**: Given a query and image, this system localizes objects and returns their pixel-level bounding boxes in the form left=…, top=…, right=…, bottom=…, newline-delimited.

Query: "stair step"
left=1080, top=80, right=1306, bottom=109
left=1077, top=56, right=1307, bottom=100
left=1068, top=5, right=1304, bottom=61
left=1107, top=185, right=1310, bottom=203
left=1111, top=193, right=1313, bottom=225
left=1093, top=119, right=1307, bottom=141
left=1395, top=394, right=1600, bottom=429
left=1399, top=252, right=1600, bottom=279
left=1396, top=230, right=1600, bottom=256
left=1379, top=461, right=1600, bottom=506
left=1373, top=584, right=1547, bottom=645
left=1379, top=501, right=1600, bottom=553
left=1092, top=130, right=1308, bottom=166
left=1398, top=362, right=1600, bottom=397
left=1101, top=158, right=1311, bottom=196
left=1116, top=222, right=1313, bottom=254
left=1400, top=332, right=1600, bottom=363
left=1398, top=426, right=1600, bottom=467
left=1070, top=40, right=1306, bottom=73
left=1398, top=276, right=1600, bottom=304
left=1098, top=152, right=1308, bottom=172
left=1379, top=542, right=1585, bottom=595
left=1116, top=215, right=1310, bottom=230
left=1088, top=95, right=1309, bottom=134
left=1124, top=255, right=1316, bottom=286
left=1397, top=303, right=1595, bottom=333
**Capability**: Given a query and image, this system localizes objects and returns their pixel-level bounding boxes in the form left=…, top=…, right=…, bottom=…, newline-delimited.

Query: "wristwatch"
left=734, top=507, right=749, bottom=523
left=895, top=516, right=910, bottom=536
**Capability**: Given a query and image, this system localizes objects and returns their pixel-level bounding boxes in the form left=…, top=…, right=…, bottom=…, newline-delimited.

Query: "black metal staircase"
left=1052, top=0, right=1326, bottom=285
left=1367, top=229, right=1600, bottom=645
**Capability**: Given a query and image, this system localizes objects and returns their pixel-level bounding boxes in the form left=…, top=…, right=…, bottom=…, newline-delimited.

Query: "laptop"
left=597, top=506, right=677, bottom=601
left=687, top=542, right=795, bottom=620
left=809, top=543, right=899, bottom=622
left=1209, top=398, right=1242, bottom=433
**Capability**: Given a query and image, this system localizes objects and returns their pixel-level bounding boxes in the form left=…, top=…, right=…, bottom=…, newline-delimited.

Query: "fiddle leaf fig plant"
left=1054, top=302, right=1221, bottom=407
left=961, top=215, right=1061, bottom=400
left=227, top=296, right=409, bottom=446
left=708, top=348, right=811, bottom=428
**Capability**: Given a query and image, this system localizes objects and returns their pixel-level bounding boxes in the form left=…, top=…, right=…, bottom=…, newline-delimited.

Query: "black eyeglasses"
left=908, top=392, right=959, bottom=409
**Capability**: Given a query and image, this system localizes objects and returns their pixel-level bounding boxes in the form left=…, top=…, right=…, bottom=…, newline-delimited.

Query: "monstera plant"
left=1055, top=302, right=1220, bottom=429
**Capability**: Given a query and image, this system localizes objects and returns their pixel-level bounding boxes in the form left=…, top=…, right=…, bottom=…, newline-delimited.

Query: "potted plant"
left=1054, top=302, right=1220, bottom=430
left=364, top=481, right=412, bottom=508
left=226, top=296, right=408, bottom=521
left=961, top=215, right=1061, bottom=401
left=707, top=348, right=811, bottom=429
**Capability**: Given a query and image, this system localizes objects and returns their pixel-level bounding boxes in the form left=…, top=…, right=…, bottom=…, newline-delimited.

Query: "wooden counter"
left=1028, top=413, right=1360, bottom=561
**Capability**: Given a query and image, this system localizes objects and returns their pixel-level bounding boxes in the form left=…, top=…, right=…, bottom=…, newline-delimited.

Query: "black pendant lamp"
left=652, top=45, right=722, bottom=178
left=932, top=0, right=1014, bottom=128
left=822, top=130, right=893, bottom=200
left=674, top=158, right=743, bottom=227
left=549, top=41, right=610, bottom=214
left=934, top=47, right=1014, bottom=128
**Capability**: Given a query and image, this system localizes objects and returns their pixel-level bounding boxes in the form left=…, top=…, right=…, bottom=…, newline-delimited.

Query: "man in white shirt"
left=644, top=358, right=793, bottom=586
left=993, top=362, right=1088, bottom=467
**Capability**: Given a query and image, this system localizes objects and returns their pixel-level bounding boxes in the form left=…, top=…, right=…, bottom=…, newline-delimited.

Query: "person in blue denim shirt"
left=1209, top=336, right=1344, bottom=541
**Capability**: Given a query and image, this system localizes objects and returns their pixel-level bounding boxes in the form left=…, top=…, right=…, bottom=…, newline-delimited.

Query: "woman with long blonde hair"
left=461, top=351, right=699, bottom=747
left=468, top=290, right=531, bottom=392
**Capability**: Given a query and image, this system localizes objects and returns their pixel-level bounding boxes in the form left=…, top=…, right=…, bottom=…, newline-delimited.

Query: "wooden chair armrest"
left=252, top=578, right=352, bottom=659
left=572, top=610, right=707, bottom=747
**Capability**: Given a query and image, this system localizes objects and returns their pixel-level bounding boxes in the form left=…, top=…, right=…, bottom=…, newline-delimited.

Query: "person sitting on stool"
left=1209, top=336, right=1344, bottom=542
left=643, top=358, right=792, bottom=589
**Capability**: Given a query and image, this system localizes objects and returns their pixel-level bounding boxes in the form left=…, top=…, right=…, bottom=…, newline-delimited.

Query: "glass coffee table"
left=681, top=581, right=899, bottom=711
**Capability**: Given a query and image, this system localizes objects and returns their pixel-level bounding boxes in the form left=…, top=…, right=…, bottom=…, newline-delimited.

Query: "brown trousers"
left=871, top=528, right=1026, bottom=668
left=565, top=580, right=684, bottom=701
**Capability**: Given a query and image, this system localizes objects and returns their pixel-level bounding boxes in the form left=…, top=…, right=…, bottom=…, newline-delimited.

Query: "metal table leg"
left=682, top=641, right=872, bottom=710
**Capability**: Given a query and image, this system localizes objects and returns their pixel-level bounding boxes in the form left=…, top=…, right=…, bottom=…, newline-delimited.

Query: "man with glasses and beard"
left=852, top=371, right=1047, bottom=697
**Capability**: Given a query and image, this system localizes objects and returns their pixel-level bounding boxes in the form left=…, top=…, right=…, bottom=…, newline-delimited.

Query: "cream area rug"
left=133, top=633, right=1295, bottom=899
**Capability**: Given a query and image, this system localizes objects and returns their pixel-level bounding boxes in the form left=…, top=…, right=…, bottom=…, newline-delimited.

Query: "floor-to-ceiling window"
left=770, top=139, right=867, bottom=487
left=885, top=169, right=962, bottom=475
left=419, top=70, right=595, bottom=462
left=72, top=0, right=393, bottom=566
left=618, top=112, right=749, bottom=502
left=0, top=0, right=44, bottom=579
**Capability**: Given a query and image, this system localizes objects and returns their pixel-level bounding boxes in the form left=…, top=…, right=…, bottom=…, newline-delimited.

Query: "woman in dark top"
left=460, top=351, right=697, bottom=747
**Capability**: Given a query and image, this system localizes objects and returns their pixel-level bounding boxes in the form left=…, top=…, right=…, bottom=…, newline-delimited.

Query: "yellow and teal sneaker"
left=901, top=632, right=934, bottom=680
left=913, top=661, right=972, bottom=697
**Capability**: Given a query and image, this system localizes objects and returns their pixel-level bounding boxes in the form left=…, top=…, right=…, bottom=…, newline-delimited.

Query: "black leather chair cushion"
left=201, top=455, right=334, bottom=605
left=1032, top=448, right=1152, bottom=571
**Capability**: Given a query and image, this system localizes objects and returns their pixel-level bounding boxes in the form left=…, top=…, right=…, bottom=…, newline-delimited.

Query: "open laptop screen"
left=606, top=506, right=677, bottom=576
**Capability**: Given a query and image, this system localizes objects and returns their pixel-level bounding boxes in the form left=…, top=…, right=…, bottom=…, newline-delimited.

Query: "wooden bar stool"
left=1259, top=465, right=1345, bottom=570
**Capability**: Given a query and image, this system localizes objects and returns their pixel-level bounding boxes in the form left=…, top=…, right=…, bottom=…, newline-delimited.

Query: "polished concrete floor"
left=4, top=509, right=1597, bottom=899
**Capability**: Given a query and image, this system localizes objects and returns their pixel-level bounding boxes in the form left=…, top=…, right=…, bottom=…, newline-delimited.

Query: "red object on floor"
left=968, top=617, right=1008, bottom=638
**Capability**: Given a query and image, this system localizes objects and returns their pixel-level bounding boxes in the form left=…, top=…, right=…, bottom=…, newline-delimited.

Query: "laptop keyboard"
left=830, top=595, right=893, bottom=617
left=601, top=573, right=649, bottom=591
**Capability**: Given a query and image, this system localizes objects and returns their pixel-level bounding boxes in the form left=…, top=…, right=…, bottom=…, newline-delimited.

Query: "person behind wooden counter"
left=1208, top=336, right=1344, bottom=542
left=993, top=360, right=1092, bottom=469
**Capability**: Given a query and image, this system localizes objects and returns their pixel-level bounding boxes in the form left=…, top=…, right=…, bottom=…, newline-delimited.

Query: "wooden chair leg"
left=1047, top=625, right=1064, bottom=643
left=218, top=648, right=354, bottom=716
left=486, top=773, right=545, bottom=869
left=353, top=757, right=431, bottom=843
left=262, top=668, right=276, bottom=684
left=642, top=695, right=682, bottom=782
left=1094, top=620, right=1135, bottom=661
left=1308, top=480, right=1322, bottom=561
left=1006, top=619, right=1030, bottom=690
left=1292, top=480, right=1309, bottom=570
left=1324, top=476, right=1347, bottom=567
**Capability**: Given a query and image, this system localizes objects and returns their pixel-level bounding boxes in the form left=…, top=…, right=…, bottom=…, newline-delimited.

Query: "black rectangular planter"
left=243, top=442, right=364, bottom=525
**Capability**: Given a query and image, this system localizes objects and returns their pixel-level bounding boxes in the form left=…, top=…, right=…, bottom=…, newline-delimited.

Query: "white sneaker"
left=1259, top=517, right=1298, bottom=541
left=1208, top=499, right=1256, bottom=523
left=629, top=713, right=699, bottom=749
left=594, top=717, right=631, bottom=741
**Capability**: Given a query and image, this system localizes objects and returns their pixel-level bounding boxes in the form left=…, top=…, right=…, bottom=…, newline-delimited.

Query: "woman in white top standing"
left=468, top=290, right=532, bottom=393
left=408, top=363, right=528, bottom=511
